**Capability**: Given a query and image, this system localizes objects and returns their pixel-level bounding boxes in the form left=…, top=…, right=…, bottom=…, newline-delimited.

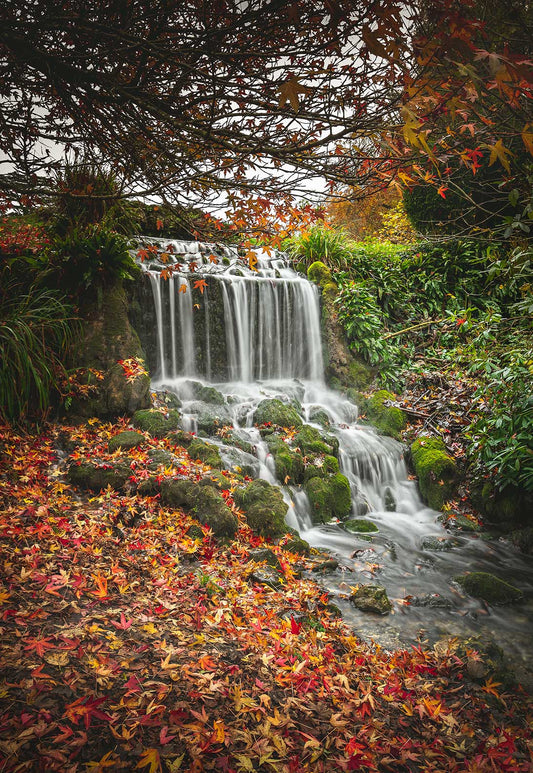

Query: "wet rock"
left=448, top=514, right=481, bottom=533
left=366, top=390, right=406, bottom=440
left=384, top=487, right=396, bottom=512
left=350, top=584, right=392, bottom=614
left=220, top=429, right=253, bottom=455
left=411, top=435, right=458, bottom=511
left=187, top=402, right=232, bottom=436
left=453, top=572, right=523, bottom=605
left=308, top=407, right=331, bottom=427
left=108, top=431, right=145, bottom=453
left=435, top=634, right=516, bottom=688
left=304, top=472, right=352, bottom=524
left=132, top=408, right=181, bottom=437
left=154, top=389, right=182, bottom=411
left=266, top=436, right=304, bottom=484
left=233, top=479, right=288, bottom=538
left=470, top=480, right=533, bottom=529
left=160, top=479, right=238, bottom=539
left=344, top=518, right=378, bottom=534
left=167, top=429, right=195, bottom=448
left=183, top=380, right=225, bottom=405
left=421, top=536, right=461, bottom=551
left=199, top=472, right=232, bottom=491
left=408, top=594, right=453, bottom=609
left=510, top=527, right=533, bottom=555
left=146, top=448, right=174, bottom=470
left=253, top=398, right=303, bottom=429
left=247, top=548, right=281, bottom=567
left=309, top=557, right=339, bottom=573
left=294, top=425, right=335, bottom=456
left=249, top=566, right=284, bottom=589
left=187, top=438, right=223, bottom=469
left=303, top=454, right=339, bottom=481
left=68, top=461, right=131, bottom=492
left=282, top=535, right=311, bottom=555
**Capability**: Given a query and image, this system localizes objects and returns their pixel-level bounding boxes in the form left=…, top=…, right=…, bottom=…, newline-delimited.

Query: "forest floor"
left=0, top=417, right=532, bottom=772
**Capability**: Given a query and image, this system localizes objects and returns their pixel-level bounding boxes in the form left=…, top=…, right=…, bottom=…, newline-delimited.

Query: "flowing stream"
left=134, top=239, right=533, bottom=676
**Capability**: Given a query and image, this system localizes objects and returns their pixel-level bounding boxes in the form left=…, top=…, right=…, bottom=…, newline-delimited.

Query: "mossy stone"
left=304, top=472, right=352, bottom=524
left=167, top=430, right=194, bottom=448
left=183, top=380, right=225, bottom=405
left=294, top=425, right=334, bottom=456
left=308, top=407, right=331, bottom=428
left=411, top=435, right=458, bottom=510
left=188, top=438, right=223, bottom=469
left=307, top=261, right=332, bottom=286
left=146, top=448, right=174, bottom=470
left=510, top=527, right=533, bottom=555
left=322, top=282, right=338, bottom=302
left=304, top=454, right=339, bottom=481
left=108, top=431, right=145, bottom=453
left=344, top=518, right=378, bottom=534
left=283, top=535, right=311, bottom=555
left=199, top=472, right=232, bottom=491
left=190, top=403, right=232, bottom=436
left=367, top=390, right=406, bottom=439
left=350, top=584, right=392, bottom=614
left=221, top=430, right=253, bottom=455
left=454, top=572, right=523, bottom=605
left=68, top=461, right=130, bottom=492
left=132, top=408, right=181, bottom=437
left=254, top=399, right=303, bottom=428
left=233, top=479, right=288, bottom=538
left=470, top=480, right=533, bottom=528
left=160, top=479, right=237, bottom=539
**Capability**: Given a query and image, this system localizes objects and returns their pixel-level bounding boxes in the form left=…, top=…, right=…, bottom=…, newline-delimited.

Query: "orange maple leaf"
left=194, top=278, right=208, bottom=294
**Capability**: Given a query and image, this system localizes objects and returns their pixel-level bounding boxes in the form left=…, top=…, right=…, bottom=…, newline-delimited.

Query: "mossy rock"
left=160, top=479, right=237, bottom=539
left=108, top=431, right=145, bottom=453
left=153, top=390, right=182, bottom=411
left=183, top=380, right=225, bottom=405
left=367, top=390, right=406, bottom=439
left=344, top=518, right=378, bottom=534
left=346, top=388, right=367, bottom=409
left=187, top=438, right=223, bottom=469
left=348, top=359, right=374, bottom=390
left=384, top=487, right=396, bottom=512
left=307, top=261, right=332, bottom=286
left=146, top=448, right=174, bottom=470
left=282, top=535, right=311, bottom=555
left=436, top=634, right=515, bottom=688
left=132, top=409, right=181, bottom=437
left=308, top=407, right=331, bottom=428
left=274, top=446, right=304, bottom=484
left=322, top=282, right=338, bottom=302
left=304, top=473, right=352, bottom=524
left=68, top=461, right=130, bottom=492
left=167, top=430, right=195, bottom=448
left=350, top=584, right=392, bottom=614
left=454, top=572, right=523, bottom=605
left=247, top=548, right=280, bottom=568
left=221, top=430, right=253, bottom=455
left=411, top=435, right=458, bottom=510
left=510, top=527, right=533, bottom=555
left=199, top=472, right=232, bottom=491
left=304, top=454, right=339, bottom=481
left=254, top=399, right=303, bottom=429
left=189, top=403, right=232, bottom=436
left=233, top=479, right=288, bottom=538
left=294, top=425, right=334, bottom=456
left=470, top=480, right=533, bottom=528
left=421, top=536, right=460, bottom=551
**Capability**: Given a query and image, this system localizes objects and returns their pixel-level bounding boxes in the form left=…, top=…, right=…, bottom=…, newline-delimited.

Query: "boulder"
left=187, top=438, right=223, bottom=469
left=68, top=461, right=131, bottom=492
left=160, top=479, right=237, bottom=539
left=344, top=518, right=378, bottom=534
left=454, top=572, right=523, bottom=605
left=108, top=431, right=145, bottom=453
left=350, top=584, right=392, bottom=614
left=132, top=408, right=181, bottom=437
left=304, top=473, right=352, bottom=524
left=253, top=398, right=303, bottom=429
left=233, top=479, right=288, bottom=538
left=367, top=390, right=406, bottom=439
left=411, top=435, right=458, bottom=510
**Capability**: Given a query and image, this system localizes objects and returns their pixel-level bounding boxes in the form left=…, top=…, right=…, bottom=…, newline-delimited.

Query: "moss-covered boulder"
left=350, top=584, right=392, bottom=614
left=510, top=527, right=533, bottom=555
left=68, top=461, right=131, bottom=492
left=160, top=479, right=238, bottom=539
left=303, top=454, right=339, bottom=481
left=367, top=390, right=406, bottom=439
left=294, top=425, right=334, bottom=456
left=307, top=261, right=332, bottom=286
left=282, top=534, right=311, bottom=555
left=308, top=407, right=331, bottom=427
left=411, top=435, right=458, bottom=510
left=454, top=572, right=523, bottom=605
left=233, top=479, right=288, bottom=538
left=167, top=430, right=195, bottom=448
left=470, top=480, right=533, bottom=528
left=344, top=518, right=378, bottom=534
left=132, top=409, right=181, bottom=437
left=254, top=399, right=303, bottom=429
left=187, top=438, right=223, bottom=469
left=108, top=431, right=145, bottom=453
left=221, top=430, right=254, bottom=455
left=146, top=448, right=174, bottom=470
left=183, top=380, right=225, bottom=405
left=188, top=403, right=232, bottom=436
left=304, top=473, right=352, bottom=523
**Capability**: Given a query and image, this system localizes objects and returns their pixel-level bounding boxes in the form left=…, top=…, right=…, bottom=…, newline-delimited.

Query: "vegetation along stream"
left=134, top=239, right=533, bottom=676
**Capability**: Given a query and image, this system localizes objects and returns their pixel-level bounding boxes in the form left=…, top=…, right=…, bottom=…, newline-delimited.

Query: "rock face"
left=68, top=281, right=151, bottom=418
left=306, top=261, right=374, bottom=390
left=350, top=584, right=392, bottom=614
left=454, top=572, right=523, bottom=605
left=410, top=435, right=458, bottom=510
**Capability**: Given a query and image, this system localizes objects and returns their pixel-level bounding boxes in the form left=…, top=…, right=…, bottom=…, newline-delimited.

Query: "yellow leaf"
left=136, top=748, right=162, bottom=773
left=522, top=123, right=533, bottom=156
left=488, top=139, right=513, bottom=173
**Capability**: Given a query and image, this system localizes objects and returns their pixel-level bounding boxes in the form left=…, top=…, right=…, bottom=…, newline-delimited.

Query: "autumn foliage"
left=1, top=418, right=532, bottom=771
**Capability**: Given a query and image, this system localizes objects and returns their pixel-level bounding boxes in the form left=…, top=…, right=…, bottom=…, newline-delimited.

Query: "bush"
left=286, top=223, right=353, bottom=271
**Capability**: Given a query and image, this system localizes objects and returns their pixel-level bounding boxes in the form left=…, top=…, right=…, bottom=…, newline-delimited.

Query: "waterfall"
left=134, top=238, right=533, bottom=663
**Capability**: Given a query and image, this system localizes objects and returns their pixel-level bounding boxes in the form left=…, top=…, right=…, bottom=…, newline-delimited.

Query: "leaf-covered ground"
left=1, top=419, right=532, bottom=772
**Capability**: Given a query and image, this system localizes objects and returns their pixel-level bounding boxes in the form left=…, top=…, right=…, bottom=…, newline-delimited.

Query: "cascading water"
left=134, top=238, right=533, bottom=676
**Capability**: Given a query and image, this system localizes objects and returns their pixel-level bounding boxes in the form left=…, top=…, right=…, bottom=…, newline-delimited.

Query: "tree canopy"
left=1, top=0, right=532, bottom=237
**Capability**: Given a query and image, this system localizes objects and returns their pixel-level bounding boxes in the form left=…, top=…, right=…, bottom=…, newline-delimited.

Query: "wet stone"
left=350, top=584, right=392, bottom=615
left=421, top=536, right=461, bottom=551
left=247, top=548, right=281, bottom=568
left=408, top=594, right=453, bottom=609
left=309, top=557, right=339, bottom=573
left=249, top=567, right=284, bottom=589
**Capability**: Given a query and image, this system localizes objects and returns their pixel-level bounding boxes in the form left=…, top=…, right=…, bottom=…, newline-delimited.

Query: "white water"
left=137, top=239, right=533, bottom=674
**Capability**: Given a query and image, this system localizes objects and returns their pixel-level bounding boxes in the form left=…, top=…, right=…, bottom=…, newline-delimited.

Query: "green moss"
left=233, top=479, right=288, bottom=538
left=304, top=472, right=352, bottom=524
left=411, top=435, right=458, bottom=510
left=510, top=527, right=533, bottom=555
left=184, top=380, right=225, bottom=405
left=304, top=454, right=339, bottom=481
left=350, top=584, right=392, bottom=614
left=188, top=438, right=223, bottom=469
left=294, top=425, right=333, bottom=456
left=322, top=282, right=338, bottom=302
left=160, top=479, right=237, bottom=539
left=307, top=261, right=332, bottom=286
left=308, top=408, right=331, bottom=428
left=367, top=390, right=406, bottom=439
left=454, top=572, right=523, bottom=605
left=108, top=431, right=145, bottom=453
left=348, top=359, right=374, bottom=390
left=132, top=408, right=181, bottom=437
left=274, top=447, right=304, bottom=484
left=344, top=518, right=378, bottom=534
left=68, top=462, right=130, bottom=492
left=254, top=398, right=303, bottom=428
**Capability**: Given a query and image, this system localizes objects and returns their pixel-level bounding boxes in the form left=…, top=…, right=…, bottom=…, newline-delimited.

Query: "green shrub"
left=286, top=223, right=352, bottom=271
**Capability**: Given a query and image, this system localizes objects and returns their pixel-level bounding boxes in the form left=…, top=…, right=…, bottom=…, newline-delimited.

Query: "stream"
left=134, top=239, right=533, bottom=678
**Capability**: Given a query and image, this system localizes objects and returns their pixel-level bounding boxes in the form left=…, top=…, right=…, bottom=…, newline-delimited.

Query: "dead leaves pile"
left=0, top=420, right=532, bottom=772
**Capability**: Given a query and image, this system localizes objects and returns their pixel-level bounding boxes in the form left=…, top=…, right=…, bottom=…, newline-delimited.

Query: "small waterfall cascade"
left=134, top=238, right=533, bottom=666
